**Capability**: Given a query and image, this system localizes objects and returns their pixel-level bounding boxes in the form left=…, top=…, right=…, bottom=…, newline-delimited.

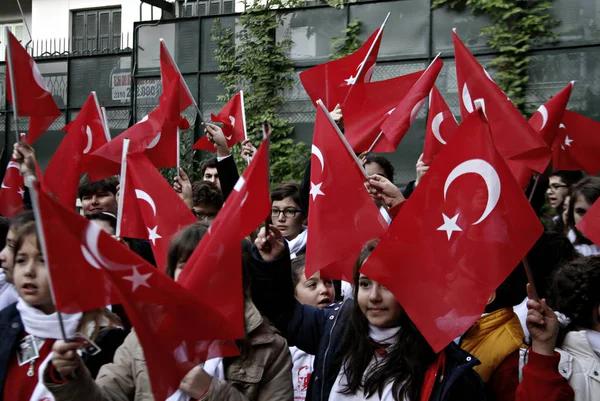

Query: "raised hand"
left=202, top=122, right=230, bottom=158
left=174, top=167, right=193, bottom=209
left=367, top=174, right=405, bottom=208
left=415, top=153, right=430, bottom=187
left=254, top=225, right=286, bottom=262
left=52, top=341, right=81, bottom=377
left=526, top=283, right=559, bottom=356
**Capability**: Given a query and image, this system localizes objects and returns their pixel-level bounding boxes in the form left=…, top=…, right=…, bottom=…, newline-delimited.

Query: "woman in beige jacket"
left=43, top=223, right=294, bottom=401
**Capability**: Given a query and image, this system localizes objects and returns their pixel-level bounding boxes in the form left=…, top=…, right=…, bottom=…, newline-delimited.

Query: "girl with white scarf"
left=0, top=222, right=124, bottom=401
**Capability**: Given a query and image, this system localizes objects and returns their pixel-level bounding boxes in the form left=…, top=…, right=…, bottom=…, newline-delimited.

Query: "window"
left=0, top=22, right=24, bottom=62
left=72, top=8, right=121, bottom=54
left=178, top=0, right=234, bottom=17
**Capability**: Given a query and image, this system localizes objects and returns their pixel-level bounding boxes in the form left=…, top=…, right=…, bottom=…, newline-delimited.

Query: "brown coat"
left=45, top=302, right=293, bottom=401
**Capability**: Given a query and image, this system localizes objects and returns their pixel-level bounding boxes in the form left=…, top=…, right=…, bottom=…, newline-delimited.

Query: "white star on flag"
left=123, top=266, right=152, bottom=292
left=565, top=135, right=574, bottom=147
left=437, top=213, right=462, bottom=240
left=17, top=187, right=25, bottom=198
left=310, top=181, right=325, bottom=201
left=147, top=225, right=162, bottom=245
left=345, top=75, right=357, bottom=85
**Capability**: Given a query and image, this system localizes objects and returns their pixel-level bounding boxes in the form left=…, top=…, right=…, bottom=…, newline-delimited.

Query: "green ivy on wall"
left=432, top=0, right=558, bottom=113
left=330, top=18, right=362, bottom=60
left=211, top=0, right=310, bottom=186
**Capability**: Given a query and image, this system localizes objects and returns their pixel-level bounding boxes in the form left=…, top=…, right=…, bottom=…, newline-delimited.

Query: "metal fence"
left=2, top=0, right=600, bottom=185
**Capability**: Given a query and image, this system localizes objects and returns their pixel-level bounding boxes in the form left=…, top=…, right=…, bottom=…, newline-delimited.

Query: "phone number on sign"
left=112, top=83, right=160, bottom=101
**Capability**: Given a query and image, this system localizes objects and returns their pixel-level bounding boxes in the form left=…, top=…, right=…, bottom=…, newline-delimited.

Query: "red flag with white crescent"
left=423, top=86, right=458, bottom=165
left=361, top=109, right=543, bottom=352
left=0, top=159, right=25, bottom=218
left=193, top=91, right=246, bottom=151
left=552, top=110, right=600, bottom=175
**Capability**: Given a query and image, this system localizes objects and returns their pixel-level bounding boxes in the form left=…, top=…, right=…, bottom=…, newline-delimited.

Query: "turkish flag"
left=576, top=197, right=600, bottom=247
left=159, top=39, right=195, bottom=124
left=381, top=56, right=444, bottom=151
left=529, top=82, right=573, bottom=147
left=179, top=133, right=271, bottom=338
left=342, top=70, right=423, bottom=153
left=193, top=91, right=246, bottom=151
left=120, top=153, right=197, bottom=269
left=34, top=186, right=239, bottom=400
left=0, top=159, right=25, bottom=218
left=423, top=86, right=458, bottom=165
left=360, top=109, right=543, bottom=352
left=305, top=102, right=388, bottom=281
left=87, top=106, right=166, bottom=181
left=5, top=31, right=61, bottom=143
left=44, top=92, right=109, bottom=208
left=453, top=30, right=551, bottom=174
left=300, top=28, right=383, bottom=110
left=552, top=110, right=600, bottom=175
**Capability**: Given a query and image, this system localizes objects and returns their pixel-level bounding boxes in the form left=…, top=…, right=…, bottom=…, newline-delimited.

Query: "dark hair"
left=200, top=158, right=218, bottom=177
left=336, top=240, right=436, bottom=401
left=78, top=174, right=119, bottom=199
left=271, top=182, right=303, bottom=212
left=291, top=254, right=306, bottom=288
left=566, top=176, right=600, bottom=245
left=0, top=217, right=9, bottom=251
left=550, top=170, right=584, bottom=188
left=86, top=212, right=117, bottom=233
left=165, top=222, right=209, bottom=279
left=9, top=210, right=35, bottom=232
left=550, top=255, right=600, bottom=333
left=485, top=264, right=528, bottom=313
left=13, top=222, right=39, bottom=265
left=192, top=180, right=223, bottom=209
left=363, top=153, right=395, bottom=182
left=526, top=231, right=578, bottom=299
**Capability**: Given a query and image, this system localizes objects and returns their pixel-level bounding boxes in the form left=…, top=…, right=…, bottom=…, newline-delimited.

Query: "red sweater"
left=515, top=350, right=574, bottom=401
left=4, top=335, right=54, bottom=401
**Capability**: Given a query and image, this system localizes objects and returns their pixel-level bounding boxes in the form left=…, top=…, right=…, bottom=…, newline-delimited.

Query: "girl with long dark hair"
left=251, top=227, right=484, bottom=401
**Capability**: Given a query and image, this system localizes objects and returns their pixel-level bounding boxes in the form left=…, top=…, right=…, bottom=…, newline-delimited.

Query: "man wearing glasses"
left=546, top=170, right=583, bottom=231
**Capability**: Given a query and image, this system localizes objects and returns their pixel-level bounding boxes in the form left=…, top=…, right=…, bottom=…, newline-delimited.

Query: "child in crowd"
left=251, top=229, right=484, bottom=401
left=290, top=255, right=335, bottom=401
left=549, top=255, right=600, bottom=400
left=271, top=183, right=307, bottom=258
left=0, top=211, right=35, bottom=311
left=565, top=177, right=600, bottom=256
left=0, top=221, right=125, bottom=400
left=45, top=222, right=293, bottom=400
left=545, top=171, right=584, bottom=232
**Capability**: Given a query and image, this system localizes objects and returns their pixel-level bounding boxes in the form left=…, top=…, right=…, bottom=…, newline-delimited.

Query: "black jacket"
left=0, top=303, right=126, bottom=399
left=250, top=246, right=485, bottom=401
left=216, top=154, right=240, bottom=201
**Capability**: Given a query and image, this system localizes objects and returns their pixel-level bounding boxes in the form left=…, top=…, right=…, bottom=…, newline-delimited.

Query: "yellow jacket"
left=460, top=308, right=525, bottom=382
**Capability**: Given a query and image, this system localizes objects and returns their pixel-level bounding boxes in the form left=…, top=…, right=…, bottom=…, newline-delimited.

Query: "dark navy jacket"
left=0, top=303, right=126, bottom=400
left=250, top=246, right=485, bottom=401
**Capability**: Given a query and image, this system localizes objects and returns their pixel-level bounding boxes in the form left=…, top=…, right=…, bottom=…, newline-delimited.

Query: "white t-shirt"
left=290, top=346, right=315, bottom=401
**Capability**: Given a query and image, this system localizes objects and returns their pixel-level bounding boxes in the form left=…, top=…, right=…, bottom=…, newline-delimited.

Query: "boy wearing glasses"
left=271, top=183, right=307, bottom=259
left=546, top=170, right=583, bottom=231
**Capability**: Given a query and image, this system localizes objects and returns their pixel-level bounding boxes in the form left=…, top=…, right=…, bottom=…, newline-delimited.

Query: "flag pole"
left=25, top=176, right=69, bottom=341
left=317, top=100, right=370, bottom=181
left=342, top=12, right=390, bottom=106
left=176, top=127, right=181, bottom=178
left=240, top=90, right=250, bottom=165
left=116, top=139, right=130, bottom=238
left=366, top=53, right=442, bottom=154
left=96, top=96, right=112, bottom=142
left=5, top=28, right=22, bottom=144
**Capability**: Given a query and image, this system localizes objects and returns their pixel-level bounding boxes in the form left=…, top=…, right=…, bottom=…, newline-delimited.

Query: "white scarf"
left=0, top=271, right=18, bottom=311
left=329, top=325, right=401, bottom=400
left=287, top=228, right=308, bottom=260
left=166, top=358, right=225, bottom=401
left=16, top=298, right=82, bottom=401
left=587, top=330, right=600, bottom=358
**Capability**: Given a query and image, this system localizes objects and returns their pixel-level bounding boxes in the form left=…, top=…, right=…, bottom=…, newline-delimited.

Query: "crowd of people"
left=0, top=111, right=598, bottom=401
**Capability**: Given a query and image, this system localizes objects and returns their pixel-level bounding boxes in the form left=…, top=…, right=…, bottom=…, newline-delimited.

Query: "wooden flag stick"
left=115, top=138, right=131, bottom=238
left=241, top=91, right=251, bottom=165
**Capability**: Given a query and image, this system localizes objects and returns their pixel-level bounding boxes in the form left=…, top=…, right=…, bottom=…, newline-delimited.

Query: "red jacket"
left=516, top=350, right=574, bottom=401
